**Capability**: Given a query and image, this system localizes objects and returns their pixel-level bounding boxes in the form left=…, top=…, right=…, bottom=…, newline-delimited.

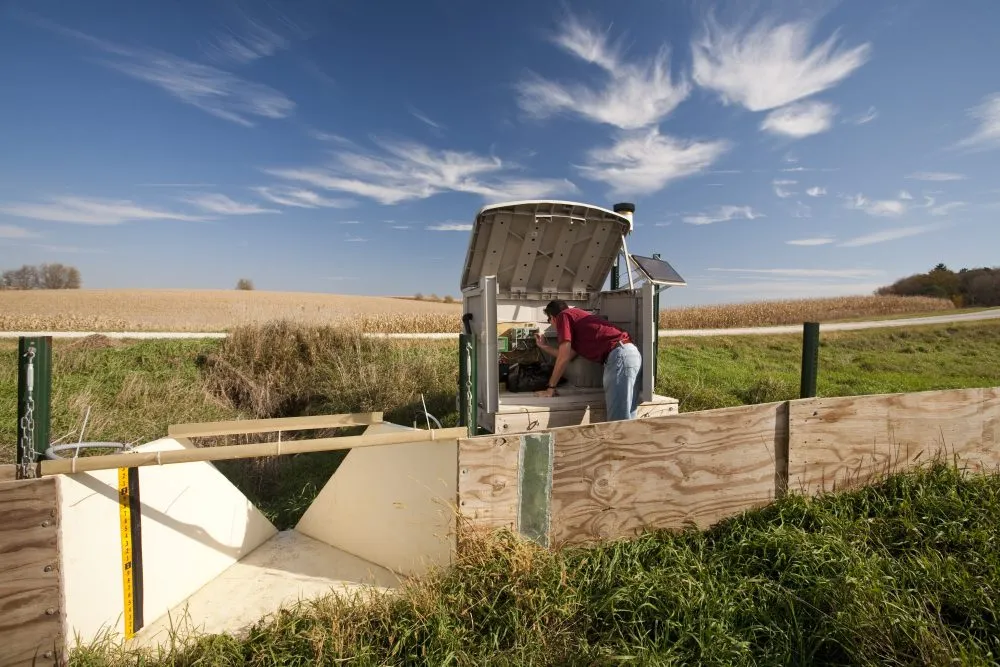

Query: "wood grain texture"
left=789, top=387, right=1000, bottom=496
left=0, top=465, right=17, bottom=482
left=550, top=402, right=783, bottom=548
left=457, top=435, right=521, bottom=534
left=0, top=477, right=63, bottom=667
left=168, top=411, right=382, bottom=438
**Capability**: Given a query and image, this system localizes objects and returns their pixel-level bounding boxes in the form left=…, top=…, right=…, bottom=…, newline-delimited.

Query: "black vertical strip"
left=128, top=466, right=144, bottom=630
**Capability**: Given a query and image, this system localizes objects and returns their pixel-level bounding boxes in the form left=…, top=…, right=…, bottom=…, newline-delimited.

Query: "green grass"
left=658, top=321, right=1000, bottom=412
left=70, top=461, right=1000, bottom=665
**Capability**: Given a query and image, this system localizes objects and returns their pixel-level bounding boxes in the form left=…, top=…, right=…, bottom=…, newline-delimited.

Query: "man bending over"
left=533, top=300, right=642, bottom=421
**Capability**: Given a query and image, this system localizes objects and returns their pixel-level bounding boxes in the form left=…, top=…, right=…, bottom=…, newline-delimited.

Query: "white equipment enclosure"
left=459, top=200, right=686, bottom=434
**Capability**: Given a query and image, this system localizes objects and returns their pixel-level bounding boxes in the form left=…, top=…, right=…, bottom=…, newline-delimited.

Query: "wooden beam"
left=39, top=427, right=466, bottom=476
left=549, top=402, right=784, bottom=548
left=788, top=387, right=1000, bottom=496
left=167, top=412, right=383, bottom=438
left=0, top=477, right=63, bottom=667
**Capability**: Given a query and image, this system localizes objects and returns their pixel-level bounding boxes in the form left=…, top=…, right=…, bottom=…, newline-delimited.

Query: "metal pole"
left=610, top=255, right=620, bottom=290
left=800, top=322, right=820, bottom=398
left=458, top=333, right=470, bottom=430
left=17, top=336, right=52, bottom=478
left=652, top=253, right=661, bottom=385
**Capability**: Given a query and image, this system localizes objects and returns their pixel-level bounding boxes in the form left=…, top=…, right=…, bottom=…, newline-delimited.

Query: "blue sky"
left=1, top=0, right=998, bottom=307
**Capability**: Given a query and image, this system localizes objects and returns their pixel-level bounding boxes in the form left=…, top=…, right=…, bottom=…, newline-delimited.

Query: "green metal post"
left=652, top=253, right=661, bottom=385
left=17, top=336, right=52, bottom=478
left=610, top=255, right=619, bottom=290
left=469, top=334, right=478, bottom=436
left=800, top=322, right=820, bottom=398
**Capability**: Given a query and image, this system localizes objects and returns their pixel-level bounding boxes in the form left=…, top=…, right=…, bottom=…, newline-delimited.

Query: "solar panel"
left=630, top=254, right=686, bottom=286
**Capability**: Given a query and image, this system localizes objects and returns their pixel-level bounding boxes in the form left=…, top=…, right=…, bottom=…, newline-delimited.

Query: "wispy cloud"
left=761, top=100, right=837, bottom=138
left=266, top=138, right=575, bottom=205
left=137, top=182, right=216, bottom=188
left=905, top=171, right=966, bottom=181
left=577, top=128, right=729, bottom=195
left=47, top=23, right=294, bottom=127
left=773, top=179, right=796, bottom=198
left=203, top=9, right=292, bottom=65
left=0, top=224, right=42, bottom=239
left=682, top=206, right=763, bottom=225
left=787, top=237, right=834, bottom=246
left=427, top=223, right=473, bottom=231
left=793, top=201, right=812, bottom=218
left=806, top=186, right=826, bottom=197
left=851, top=106, right=878, bottom=124
left=32, top=243, right=107, bottom=254
left=708, top=267, right=883, bottom=278
left=899, top=190, right=913, bottom=200
left=253, top=186, right=355, bottom=209
left=409, top=106, right=445, bottom=131
left=839, top=223, right=946, bottom=247
left=517, top=14, right=690, bottom=129
left=954, top=92, right=1000, bottom=151
left=345, top=234, right=367, bottom=242
left=0, top=196, right=204, bottom=225
left=844, top=193, right=907, bottom=217
left=184, top=193, right=278, bottom=215
left=929, top=201, right=965, bottom=216
left=691, top=14, right=871, bottom=111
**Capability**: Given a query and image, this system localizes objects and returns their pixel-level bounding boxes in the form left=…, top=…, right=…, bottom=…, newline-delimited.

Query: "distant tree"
left=236, top=278, right=254, bottom=290
left=442, top=295, right=455, bottom=304
left=2, top=265, right=41, bottom=290
left=414, top=293, right=424, bottom=300
left=878, top=263, right=1000, bottom=307
left=40, top=263, right=81, bottom=289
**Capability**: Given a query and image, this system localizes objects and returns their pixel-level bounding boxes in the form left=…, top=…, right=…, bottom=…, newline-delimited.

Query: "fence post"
left=17, top=336, right=52, bottom=478
left=800, top=322, right=820, bottom=399
left=652, top=253, right=661, bottom=383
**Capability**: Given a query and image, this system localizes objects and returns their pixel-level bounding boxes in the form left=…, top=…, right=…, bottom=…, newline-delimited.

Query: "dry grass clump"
left=660, top=295, right=954, bottom=330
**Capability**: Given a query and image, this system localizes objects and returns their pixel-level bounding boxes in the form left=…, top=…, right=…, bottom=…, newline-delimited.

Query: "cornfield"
left=0, top=289, right=956, bottom=333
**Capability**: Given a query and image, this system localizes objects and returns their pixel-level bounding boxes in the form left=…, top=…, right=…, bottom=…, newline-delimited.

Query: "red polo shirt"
left=552, top=307, right=631, bottom=364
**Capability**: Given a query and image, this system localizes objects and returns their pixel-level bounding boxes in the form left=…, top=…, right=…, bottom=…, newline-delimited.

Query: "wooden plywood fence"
left=0, top=471, right=64, bottom=667
left=458, top=386, right=1000, bottom=549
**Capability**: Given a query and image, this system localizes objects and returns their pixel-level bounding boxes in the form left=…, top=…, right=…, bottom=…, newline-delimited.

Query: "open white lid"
left=460, top=200, right=632, bottom=299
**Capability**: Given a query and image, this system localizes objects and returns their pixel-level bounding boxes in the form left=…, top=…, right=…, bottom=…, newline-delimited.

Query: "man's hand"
left=534, top=386, right=556, bottom=397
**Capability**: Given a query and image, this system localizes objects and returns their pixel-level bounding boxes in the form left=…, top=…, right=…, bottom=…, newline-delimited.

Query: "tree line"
left=877, top=263, right=1000, bottom=307
left=0, top=263, right=81, bottom=290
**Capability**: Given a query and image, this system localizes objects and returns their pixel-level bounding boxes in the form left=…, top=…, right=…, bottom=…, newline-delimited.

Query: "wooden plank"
left=457, top=434, right=522, bottom=535
left=788, top=387, right=1000, bottom=496
left=0, top=465, right=17, bottom=482
left=40, top=427, right=465, bottom=476
left=494, top=400, right=679, bottom=434
left=167, top=411, right=382, bottom=438
left=0, top=477, right=63, bottom=667
left=550, top=402, right=783, bottom=548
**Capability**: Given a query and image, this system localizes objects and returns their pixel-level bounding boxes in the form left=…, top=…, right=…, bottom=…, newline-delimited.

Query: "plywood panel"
left=0, top=477, right=63, bottom=667
left=57, top=437, right=277, bottom=646
left=457, top=434, right=521, bottom=534
left=789, top=387, right=1000, bottom=496
left=550, top=402, right=783, bottom=547
left=296, top=423, right=458, bottom=577
left=0, top=465, right=17, bottom=482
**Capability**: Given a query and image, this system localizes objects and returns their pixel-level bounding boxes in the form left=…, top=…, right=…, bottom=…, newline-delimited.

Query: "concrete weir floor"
left=134, top=530, right=402, bottom=647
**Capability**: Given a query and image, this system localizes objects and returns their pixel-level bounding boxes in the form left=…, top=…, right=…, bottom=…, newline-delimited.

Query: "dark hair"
left=543, top=300, right=568, bottom=319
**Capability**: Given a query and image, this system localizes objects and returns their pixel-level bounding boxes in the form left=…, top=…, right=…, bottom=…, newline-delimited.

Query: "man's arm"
left=535, top=340, right=576, bottom=396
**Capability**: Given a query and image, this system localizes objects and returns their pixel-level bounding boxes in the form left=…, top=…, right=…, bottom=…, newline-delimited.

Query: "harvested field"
left=0, top=290, right=957, bottom=333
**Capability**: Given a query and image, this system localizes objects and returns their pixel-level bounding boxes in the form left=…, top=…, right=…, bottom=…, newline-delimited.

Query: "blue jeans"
left=603, top=342, right=642, bottom=420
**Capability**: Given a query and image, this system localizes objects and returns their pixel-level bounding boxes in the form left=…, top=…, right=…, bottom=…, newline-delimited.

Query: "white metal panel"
left=640, top=282, right=656, bottom=403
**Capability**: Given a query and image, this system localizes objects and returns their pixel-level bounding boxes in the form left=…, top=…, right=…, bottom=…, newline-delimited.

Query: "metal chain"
left=18, top=346, right=37, bottom=479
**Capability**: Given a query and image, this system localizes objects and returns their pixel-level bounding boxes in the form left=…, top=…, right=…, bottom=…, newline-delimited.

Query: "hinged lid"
left=460, top=200, right=632, bottom=299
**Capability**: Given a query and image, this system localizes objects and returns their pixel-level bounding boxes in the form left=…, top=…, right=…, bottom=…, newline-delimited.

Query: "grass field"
left=71, top=462, right=1000, bottom=665
left=0, top=289, right=957, bottom=332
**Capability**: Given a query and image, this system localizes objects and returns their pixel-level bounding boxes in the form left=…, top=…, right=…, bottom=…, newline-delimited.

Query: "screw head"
left=43, top=564, right=53, bottom=572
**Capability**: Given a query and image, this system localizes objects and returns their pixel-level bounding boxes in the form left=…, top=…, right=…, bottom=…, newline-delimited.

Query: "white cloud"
left=266, top=138, right=575, bottom=205
left=577, top=127, right=729, bottom=195
left=708, top=267, right=882, bottom=278
left=682, top=205, right=763, bottom=225
left=0, top=196, right=204, bottom=225
left=51, top=25, right=295, bottom=126
left=844, top=193, right=906, bottom=217
left=793, top=201, right=812, bottom=218
left=184, top=193, right=278, bottom=215
left=898, top=190, right=913, bottom=200
left=852, top=106, right=878, bottom=124
left=838, top=224, right=945, bottom=247
left=409, top=106, right=445, bottom=130
left=787, top=237, right=834, bottom=246
left=698, top=281, right=883, bottom=296
left=427, top=223, right=473, bottom=231
left=0, top=225, right=42, bottom=239
left=205, top=16, right=290, bottom=65
left=339, top=220, right=361, bottom=224
left=517, top=14, right=690, bottom=129
left=345, top=234, right=366, bottom=242
left=954, top=92, right=1000, bottom=151
left=773, top=180, right=795, bottom=198
left=252, top=186, right=355, bottom=209
left=905, top=172, right=966, bottom=181
left=929, top=201, right=965, bottom=216
left=691, top=14, right=871, bottom=111
left=761, top=100, right=837, bottom=138
left=806, top=186, right=826, bottom=197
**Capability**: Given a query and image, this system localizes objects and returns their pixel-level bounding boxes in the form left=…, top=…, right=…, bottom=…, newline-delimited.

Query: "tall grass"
left=71, top=462, right=1000, bottom=665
